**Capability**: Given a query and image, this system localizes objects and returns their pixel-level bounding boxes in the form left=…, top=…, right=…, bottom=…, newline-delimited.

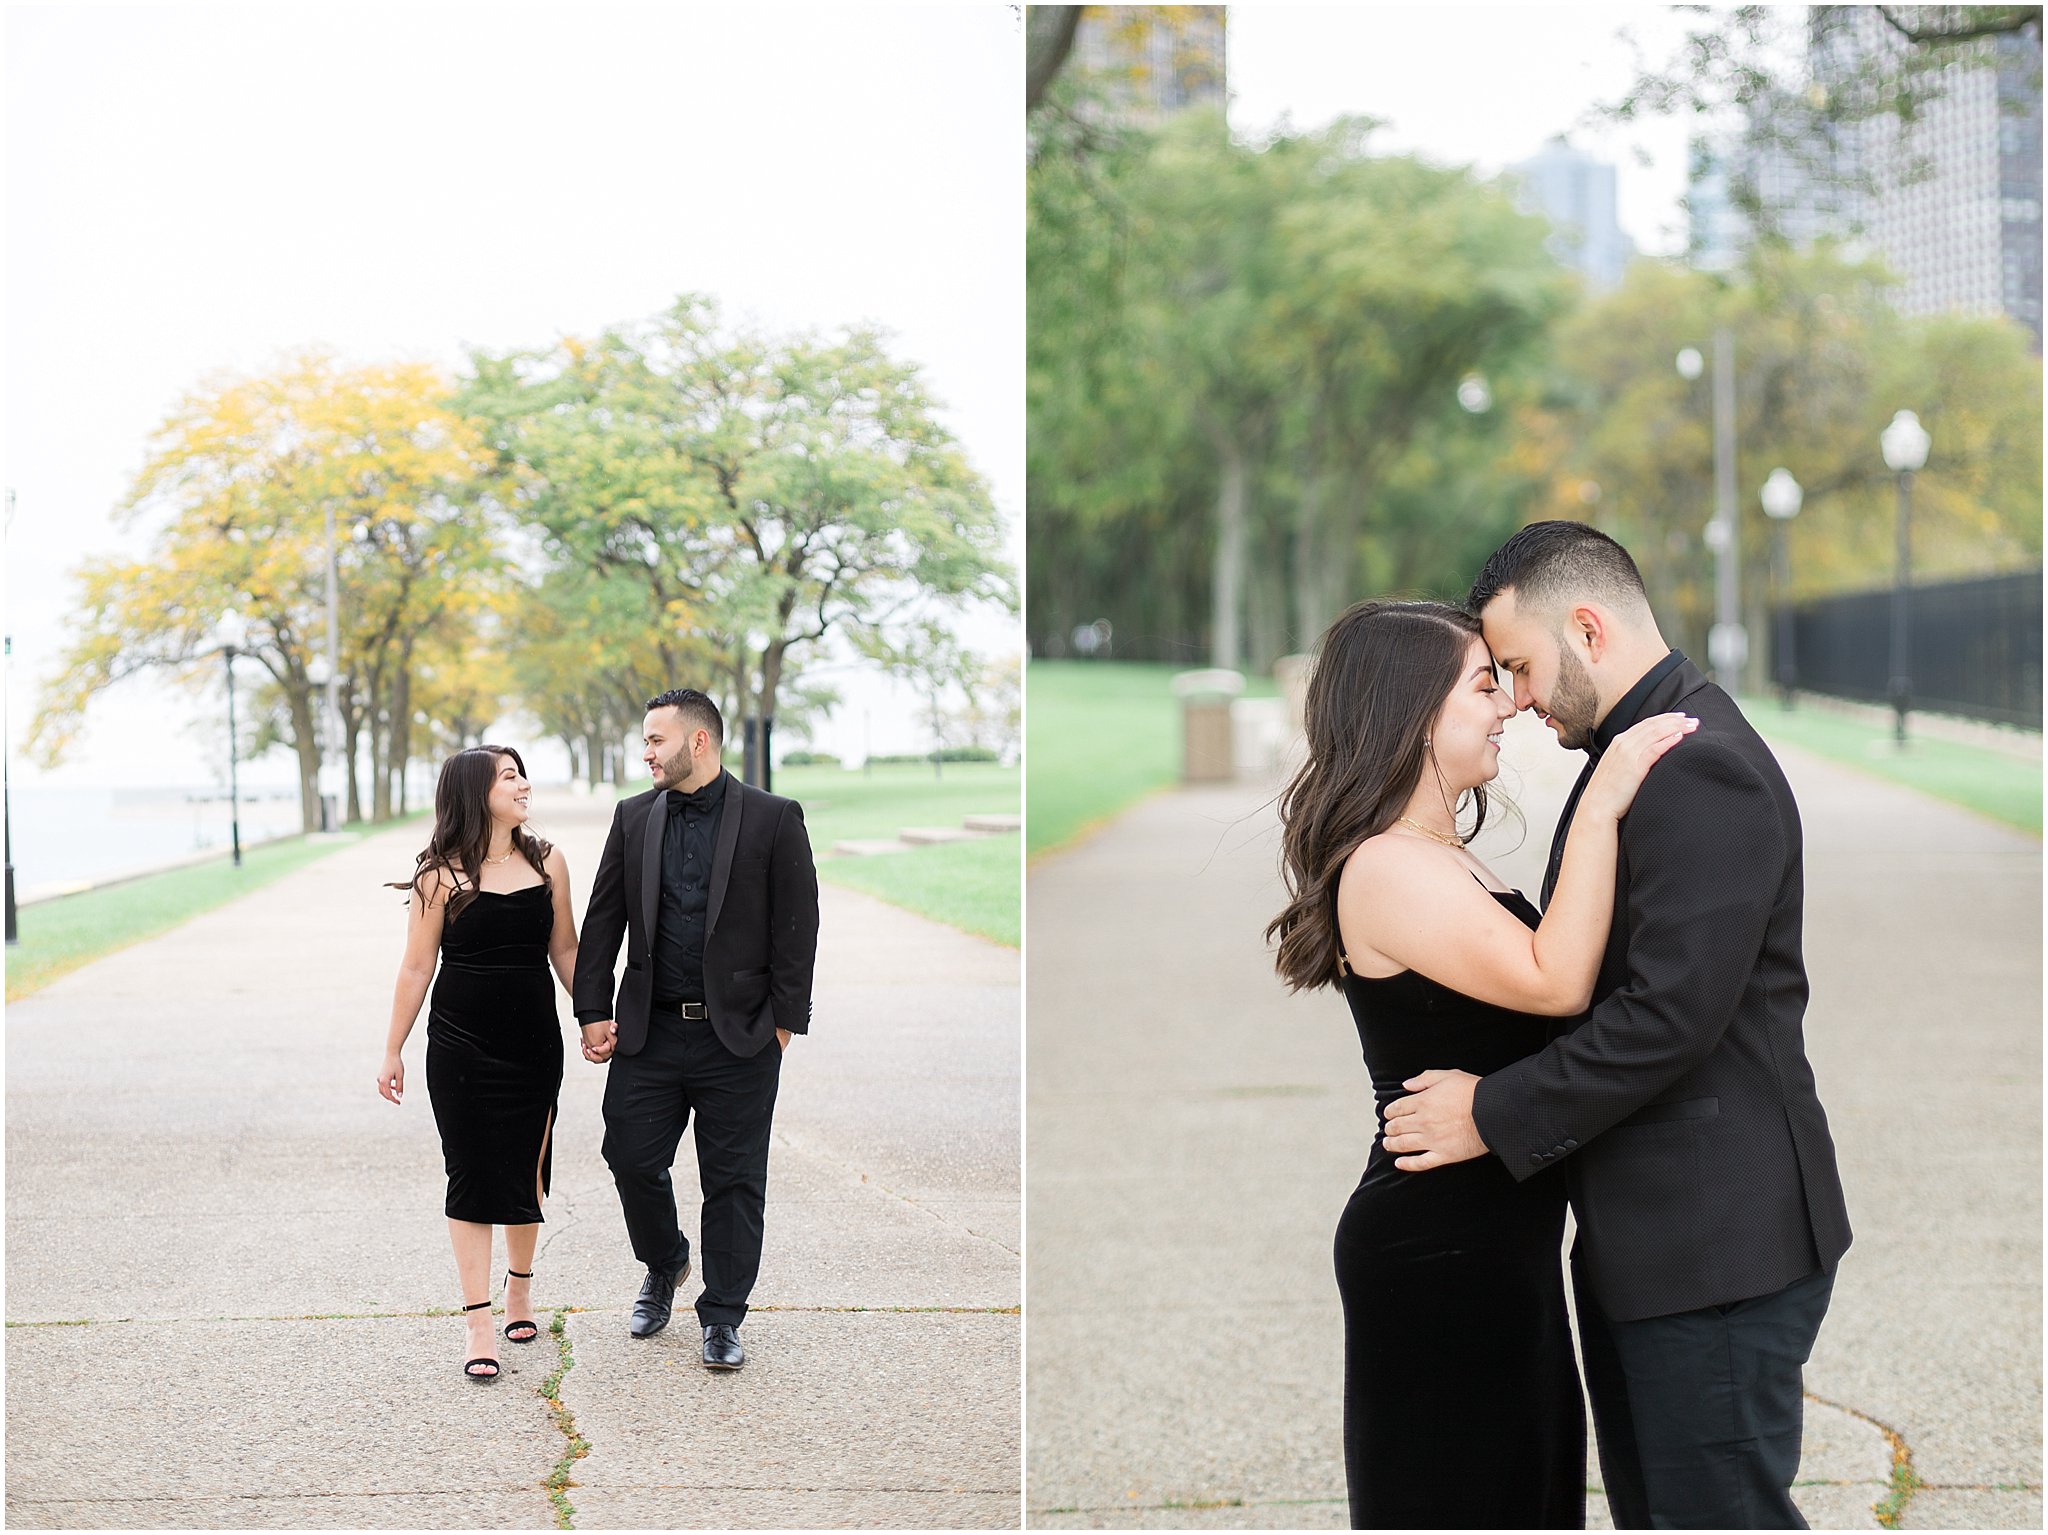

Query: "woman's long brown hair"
left=387, top=745, right=551, bottom=923
left=1266, top=600, right=1494, bottom=992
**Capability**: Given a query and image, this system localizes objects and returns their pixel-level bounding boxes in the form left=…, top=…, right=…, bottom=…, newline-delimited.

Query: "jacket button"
left=1564, top=1138, right=1579, bottom=1149
left=1530, top=1153, right=1544, bottom=1165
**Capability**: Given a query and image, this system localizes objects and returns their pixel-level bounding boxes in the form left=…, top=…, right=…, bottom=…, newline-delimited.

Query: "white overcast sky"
left=1227, top=4, right=1709, bottom=257
left=3, top=2, right=1023, bottom=786
left=5, top=3, right=1731, bottom=788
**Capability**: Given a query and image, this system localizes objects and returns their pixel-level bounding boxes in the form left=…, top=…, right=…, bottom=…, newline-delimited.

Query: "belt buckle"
left=679, top=1001, right=707, bottom=1020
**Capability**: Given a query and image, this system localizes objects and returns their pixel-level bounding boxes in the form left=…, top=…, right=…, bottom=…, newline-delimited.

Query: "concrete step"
left=900, top=826, right=987, bottom=845
left=962, top=813, right=1021, bottom=834
left=832, top=838, right=915, bottom=858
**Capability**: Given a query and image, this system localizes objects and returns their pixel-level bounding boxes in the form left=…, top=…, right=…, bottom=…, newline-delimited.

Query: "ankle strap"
left=462, top=1300, right=491, bottom=1312
left=506, top=1269, right=533, bottom=1280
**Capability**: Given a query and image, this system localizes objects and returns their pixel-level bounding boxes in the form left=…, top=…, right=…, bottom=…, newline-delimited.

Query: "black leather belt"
left=655, top=1001, right=708, bottom=1020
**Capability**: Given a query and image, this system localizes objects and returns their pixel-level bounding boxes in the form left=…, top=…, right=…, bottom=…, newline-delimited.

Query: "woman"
left=377, top=746, right=580, bottom=1383
left=1267, top=600, right=1694, bottom=1529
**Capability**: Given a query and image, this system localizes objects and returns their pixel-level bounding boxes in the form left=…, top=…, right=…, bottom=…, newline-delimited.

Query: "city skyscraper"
left=1687, top=8, right=2042, bottom=346
left=1510, top=138, right=1635, bottom=291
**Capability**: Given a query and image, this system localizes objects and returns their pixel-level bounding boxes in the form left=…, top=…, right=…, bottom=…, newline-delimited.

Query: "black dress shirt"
left=1542, top=650, right=1686, bottom=905
left=653, top=768, right=728, bottom=1005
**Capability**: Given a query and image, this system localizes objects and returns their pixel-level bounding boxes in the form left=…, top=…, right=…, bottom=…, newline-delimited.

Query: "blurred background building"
left=1512, top=138, right=1637, bottom=291
left=1687, top=4, right=2043, bottom=346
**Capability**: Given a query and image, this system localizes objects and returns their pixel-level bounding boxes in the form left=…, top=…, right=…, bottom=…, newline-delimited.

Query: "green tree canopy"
left=462, top=295, right=1014, bottom=781
left=30, top=354, right=508, bottom=829
left=1028, top=107, right=1571, bottom=669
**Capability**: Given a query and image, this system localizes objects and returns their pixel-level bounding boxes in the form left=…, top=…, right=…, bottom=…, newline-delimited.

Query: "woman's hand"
left=376, top=1053, right=405, bottom=1105
left=1580, top=712, right=1698, bottom=823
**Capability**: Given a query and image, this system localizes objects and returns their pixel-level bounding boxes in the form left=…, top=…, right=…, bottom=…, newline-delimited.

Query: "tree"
left=464, top=295, right=1015, bottom=785
left=858, top=620, right=975, bottom=779
left=1521, top=244, right=2041, bottom=665
left=956, top=650, right=1023, bottom=760
left=1605, top=5, right=2042, bottom=243
left=28, top=355, right=506, bottom=830
left=1028, top=109, right=1570, bottom=669
left=1026, top=5, right=1221, bottom=118
left=500, top=562, right=695, bottom=790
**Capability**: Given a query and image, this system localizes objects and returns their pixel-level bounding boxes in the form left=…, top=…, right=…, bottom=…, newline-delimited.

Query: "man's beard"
left=654, top=741, right=694, bottom=788
left=1547, top=639, right=1601, bottom=752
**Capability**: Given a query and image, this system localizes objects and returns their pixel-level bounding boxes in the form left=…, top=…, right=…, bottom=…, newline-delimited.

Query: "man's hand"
left=1381, top=1069, right=1488, bottom=1171
left=776, top=1027, right=791, bottom=1053
left=580, top=1019, right=617, bottom=1064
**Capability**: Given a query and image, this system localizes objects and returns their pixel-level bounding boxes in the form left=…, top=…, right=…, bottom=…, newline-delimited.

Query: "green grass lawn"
left=816, top=834, right=1019, bottom=948
left=1027, top=660, right=1278, bottom=857
left=1736, top=697, right=2041, bottom=835
left=5, top=816, right=424, bottom=1001
left=770, top=761, right=1019, bottom=849
left=772, top=761, right=1020, bottom=947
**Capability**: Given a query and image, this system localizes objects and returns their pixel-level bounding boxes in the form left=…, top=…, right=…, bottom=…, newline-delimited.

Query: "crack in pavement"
left=585, top=1481, right=1020, bottom=1494
left=771, top=1128, right=1021, bottom=1257
left=5, top=1489, right=550, bottom=1505
left=7, top=1303, right=1017, bottom=1327
left=537, top=1309, right=587, bottom=1529
left=1804, top=1390, right=1923, bottom=1528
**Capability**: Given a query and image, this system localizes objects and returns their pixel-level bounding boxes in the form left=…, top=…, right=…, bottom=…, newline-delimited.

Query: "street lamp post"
left=319, top=504, right=343, bottom=830
left=218, top=611, right=246, bottom=867
left=1760, top=468, right=1804, bottom=709
left=4, top=629, right=14, bottom=947
left=5, top=486, right=16, bottom=947
left=1880, top=410, right=1931, bottom=745
left=1679, top=330, right=1746, bottom=691
left=308, top=652, right=336, bottom=830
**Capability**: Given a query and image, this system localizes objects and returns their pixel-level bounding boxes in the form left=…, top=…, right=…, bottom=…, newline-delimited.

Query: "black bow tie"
left=667, top=780, right=719, bottom=815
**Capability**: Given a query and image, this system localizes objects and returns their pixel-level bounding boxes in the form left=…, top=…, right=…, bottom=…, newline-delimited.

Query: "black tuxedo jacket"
left=1471, top=658, right=1852, bottom=1322
left=572, top=776, right=819, bottom=1059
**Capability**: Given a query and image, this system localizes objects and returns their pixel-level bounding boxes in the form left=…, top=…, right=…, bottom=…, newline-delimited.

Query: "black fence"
left=1781, top=569, right=2042, bottom=728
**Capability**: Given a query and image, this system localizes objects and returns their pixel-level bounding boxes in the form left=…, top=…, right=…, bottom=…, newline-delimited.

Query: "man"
left=572, top=687, right=820, bottom=1370
left=1382, top=522, right=1851, bottom=1529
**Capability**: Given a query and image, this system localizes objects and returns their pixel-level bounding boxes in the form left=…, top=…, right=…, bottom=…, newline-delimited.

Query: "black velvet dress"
left=425, top=884, right=563, bottom=1224
left=1334, top=890, right=1584, bottom=1530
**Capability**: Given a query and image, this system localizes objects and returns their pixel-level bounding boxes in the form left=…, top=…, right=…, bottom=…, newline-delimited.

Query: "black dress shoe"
left=702, top=1323, right=744, bottom=1370
left=629, top=1256, right=691, bottom=1338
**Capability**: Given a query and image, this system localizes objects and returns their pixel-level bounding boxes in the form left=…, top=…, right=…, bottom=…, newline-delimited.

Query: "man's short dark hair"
left=645, top=687, right=724, bottom=746
left=1466, top=520, right=1649, bottom=618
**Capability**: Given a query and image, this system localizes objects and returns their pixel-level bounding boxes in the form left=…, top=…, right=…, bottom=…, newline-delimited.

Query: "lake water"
left=8, top=784, right=313, bottom=897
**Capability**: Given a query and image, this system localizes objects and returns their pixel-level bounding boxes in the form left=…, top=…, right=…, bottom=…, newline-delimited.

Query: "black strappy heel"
left=503, top=1270, right=539, bottom=1344
left=461, top=1300, right=501, bottom=1381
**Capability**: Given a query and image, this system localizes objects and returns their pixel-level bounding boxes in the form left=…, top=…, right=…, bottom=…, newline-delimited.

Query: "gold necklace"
left=483, top=847, right=516, bottom=865
left=1395, top=816, right=1465, bottom=848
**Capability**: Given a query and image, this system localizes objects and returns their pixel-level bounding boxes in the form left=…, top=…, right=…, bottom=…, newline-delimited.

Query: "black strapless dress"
left=425, top=884, right=563, bottom=1224
left=1334, top=890, right=1583, bottom=1530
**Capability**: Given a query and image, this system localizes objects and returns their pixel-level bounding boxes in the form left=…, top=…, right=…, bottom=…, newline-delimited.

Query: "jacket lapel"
left=1541, top=760, right=1593, bottom=909
left=639, top=792, right=665, bottom=944
left=706, top=776, right=745, bottom=936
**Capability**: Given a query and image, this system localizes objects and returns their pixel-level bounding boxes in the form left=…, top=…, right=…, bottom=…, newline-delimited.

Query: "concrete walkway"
left=5, top=793, right=1019, bottom=1529
left=1026, top=710, right=2040, bottom=1529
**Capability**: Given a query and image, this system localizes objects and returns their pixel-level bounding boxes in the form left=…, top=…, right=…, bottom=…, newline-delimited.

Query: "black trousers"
left=1577, top=1256, right=1835, bottom=1530
left=601, top=1010, right=782, bottom=1327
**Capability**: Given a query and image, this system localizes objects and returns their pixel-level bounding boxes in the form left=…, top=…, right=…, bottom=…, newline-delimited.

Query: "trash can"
left=1173, top=668, right=1245, bottom=783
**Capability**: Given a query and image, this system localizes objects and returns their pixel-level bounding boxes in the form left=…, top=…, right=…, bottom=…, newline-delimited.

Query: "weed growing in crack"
left=539, top=1308, right=590, bottom=1530
left=1873, top=1438, right=1923, bottom=1529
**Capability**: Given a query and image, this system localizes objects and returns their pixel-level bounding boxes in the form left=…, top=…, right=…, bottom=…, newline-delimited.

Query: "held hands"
left=580, top=1020, right=617, bottom=1064
left=1581, top=712, right=1698, bottom=823
left=376, top=1054, right=405, bottom=1105
left=1381, top=1069, right=1487, bottom=1172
